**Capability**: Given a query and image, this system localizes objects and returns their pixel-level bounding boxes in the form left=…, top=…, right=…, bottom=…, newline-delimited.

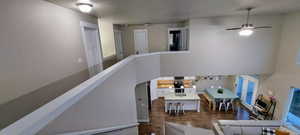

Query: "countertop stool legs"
left=168, top=102, right=185, bottom=116
left=168, top=103, right=173, bottom=115
left=176, top=103, right=184, bottom=115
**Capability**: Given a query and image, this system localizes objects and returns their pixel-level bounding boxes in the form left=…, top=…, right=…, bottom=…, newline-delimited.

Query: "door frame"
left=80, top=21, right=103, bottom=76
left=114, top=30, right=124, bottom=60
left=133, top=29, right=149, bottom=54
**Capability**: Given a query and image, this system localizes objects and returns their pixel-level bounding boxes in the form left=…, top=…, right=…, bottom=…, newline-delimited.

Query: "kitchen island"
left=164, top=93, right=201, bottom=112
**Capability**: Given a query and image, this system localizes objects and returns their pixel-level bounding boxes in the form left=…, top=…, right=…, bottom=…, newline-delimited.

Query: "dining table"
left=205, top=88, right=238, bottom=111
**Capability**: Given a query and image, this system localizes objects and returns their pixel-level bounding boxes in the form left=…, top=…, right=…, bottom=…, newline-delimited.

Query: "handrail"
left=58, top=123, right=139, bottom=135
left=0, top=52, right=188, bottom=135
left=0, top=55, right=136, bottom=135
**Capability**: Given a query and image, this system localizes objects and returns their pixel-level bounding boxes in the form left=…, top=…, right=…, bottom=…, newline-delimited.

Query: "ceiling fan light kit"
left=239, top=28, right=254, bottom=36
left=226, top=8, right=272, bottom=37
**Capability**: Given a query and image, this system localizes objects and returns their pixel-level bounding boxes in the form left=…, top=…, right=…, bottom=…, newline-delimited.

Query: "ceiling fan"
left=226, top=8, right=272, bottom=36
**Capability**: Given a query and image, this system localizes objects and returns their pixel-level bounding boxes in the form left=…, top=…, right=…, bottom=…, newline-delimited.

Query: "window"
left=284, top=87, right=300, bottom=132
left=168, top=28, right=189, bottom=51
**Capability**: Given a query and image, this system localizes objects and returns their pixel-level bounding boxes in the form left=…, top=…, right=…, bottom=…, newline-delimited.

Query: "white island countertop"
left=164, top=93, right=200, bottom=101
left=164, top=93, right=201, bottom=112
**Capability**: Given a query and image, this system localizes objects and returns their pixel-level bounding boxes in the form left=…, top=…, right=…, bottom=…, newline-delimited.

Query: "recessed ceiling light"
left=76, top=0, right=93, bottom=13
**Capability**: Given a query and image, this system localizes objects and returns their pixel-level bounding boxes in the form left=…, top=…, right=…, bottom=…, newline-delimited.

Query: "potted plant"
left=217, top=88, right=223, bottom=94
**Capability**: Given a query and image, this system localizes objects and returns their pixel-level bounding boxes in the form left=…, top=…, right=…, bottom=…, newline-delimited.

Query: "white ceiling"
left=47, top=0, right=300, bottom=24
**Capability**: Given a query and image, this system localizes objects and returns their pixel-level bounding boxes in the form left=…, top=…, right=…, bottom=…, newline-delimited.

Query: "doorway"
left=168, top=28, right=189, bottom=51
left=80, top=21, right=103, bottom=77
left=134, top=29, right=149, bottom=54
left=135, top=82, right=150, bottom=122
left=235, top=75, right=259, bottom=106
left=114, top=30, right=124, bottom=60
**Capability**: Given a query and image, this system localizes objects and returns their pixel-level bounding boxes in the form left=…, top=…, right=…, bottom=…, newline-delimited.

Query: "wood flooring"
left=138, top=94, right=250, bottom=135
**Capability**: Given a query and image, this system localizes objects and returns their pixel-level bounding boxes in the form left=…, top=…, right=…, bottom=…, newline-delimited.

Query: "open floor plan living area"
left=1, top=0, right=300, bottom=135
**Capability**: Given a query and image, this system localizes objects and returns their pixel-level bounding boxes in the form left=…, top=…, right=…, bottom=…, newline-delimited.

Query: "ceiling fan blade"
left=226, top=27, right=242, bottom=30
left=254, top=26, right=272, bottom=29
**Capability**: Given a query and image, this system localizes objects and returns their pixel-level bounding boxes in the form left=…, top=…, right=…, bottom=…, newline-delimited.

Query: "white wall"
left=258, top=12, right=300, bottom=120
left=0, top=0, right=97, bottom=104
left=195, top=76, right=235, bottom=91
left=161, top=15, right=283, bottom=76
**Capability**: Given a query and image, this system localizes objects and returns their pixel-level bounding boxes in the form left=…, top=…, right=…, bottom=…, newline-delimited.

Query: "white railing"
left=0, top=49, right=268, bottom=135
left=0, top=52, right=187, bottom=135
left=0, top=55, right=137, bottom=135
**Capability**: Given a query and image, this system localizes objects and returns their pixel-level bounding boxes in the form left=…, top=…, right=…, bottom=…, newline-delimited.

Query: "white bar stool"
left=168, top=103, right=173, bottom=115
left=175, top=103, right=181, bottom=115
left=180, top=103, right=185, bottom=114
left=226, top=99, right=234, bottom=112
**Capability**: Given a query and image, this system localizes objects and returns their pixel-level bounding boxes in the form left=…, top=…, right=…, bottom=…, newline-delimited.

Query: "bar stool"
left=168, top=103, right=173, bottom=115
left=175, top=102, right=185, bottom=115
left=168, top=103, right=177, bottom=116
left=226, top=99, right=234, bottom=112
left=175, top=103, right=181, bottom=115
left=179, top=103, right=185, bottom=115
left=219, top=99, right=227, bottom=111
left=214, top=99, right=221, bottom=111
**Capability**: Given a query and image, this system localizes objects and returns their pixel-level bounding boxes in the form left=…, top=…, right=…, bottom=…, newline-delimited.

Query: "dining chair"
left=226, top=99, right=234, bottom=112
left=219, top=99, right=227, bottom=111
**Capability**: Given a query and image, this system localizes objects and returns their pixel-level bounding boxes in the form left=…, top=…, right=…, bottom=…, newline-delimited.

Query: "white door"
left=114, top=30, right=124, bottom=60
left=134, top=29, right=149, bottom=54
left=80, top=21, right=103, bottom=77
left=135, top=83, right=149, bottom=122
left=235, top=75, right=259, bottom=106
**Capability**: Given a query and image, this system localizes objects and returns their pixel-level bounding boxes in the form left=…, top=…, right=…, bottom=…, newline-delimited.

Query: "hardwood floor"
left=138, top=94, right=250, bottom=135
